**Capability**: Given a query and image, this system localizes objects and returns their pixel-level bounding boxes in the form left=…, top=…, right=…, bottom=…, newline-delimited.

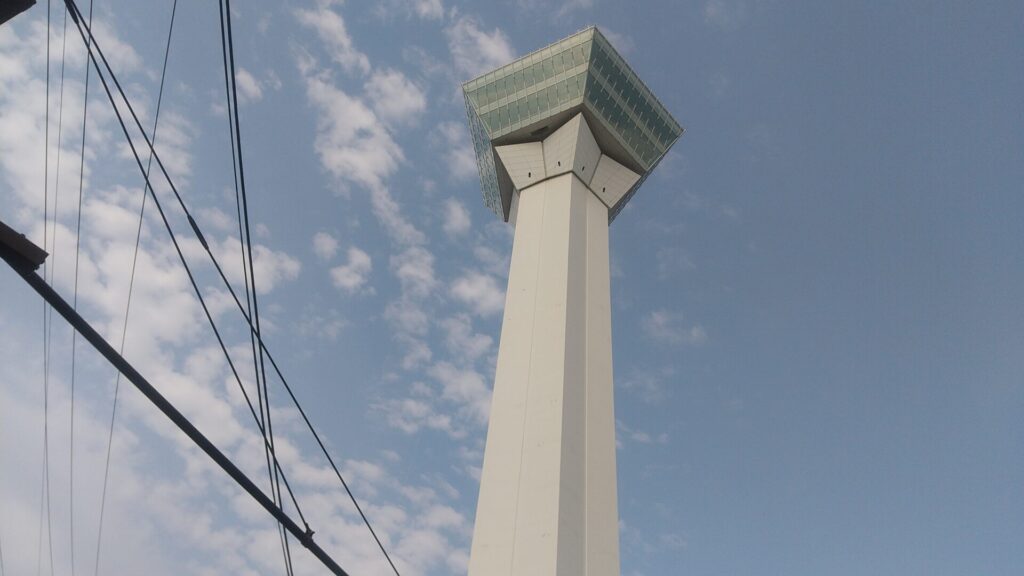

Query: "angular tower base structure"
left=462, top=28, right=683, bottom=576
left=469, top=115, right=633, bottom=575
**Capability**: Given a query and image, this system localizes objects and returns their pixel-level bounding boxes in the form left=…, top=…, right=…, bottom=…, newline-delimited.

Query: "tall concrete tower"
left=463, top=27, right=682, bottom=576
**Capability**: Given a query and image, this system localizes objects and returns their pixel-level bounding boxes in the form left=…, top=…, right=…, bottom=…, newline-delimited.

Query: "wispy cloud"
left=312, top=231, right=340, bottom=260
left=617, top=420, right=669, bottom=448
left=303, top=74, right=404, bottom=193
left=295, top=2, right=371, bottom=74
left=642, top=309, right=707, bottom=346
left=450, top=271, right=505, bottom=316
left=373, top=0, right=445, bottom=21
left=0, top=17, right=473, bottom=575
left=445, top=15, right=515, bottom=79
left=704, top=0, right=749, bottom=30
left=330, top=246, right=373, bottom=293
left=435, top=121, right=477, bottom=182
left=442, top=198, right=471, bottom=238
left=234, top=68, right=263, bottom=103
left=364, top=68, right=427, bottom=127
left=622, top=366, right=677, bottom=404
left=391, top=246, right=437, bottom=297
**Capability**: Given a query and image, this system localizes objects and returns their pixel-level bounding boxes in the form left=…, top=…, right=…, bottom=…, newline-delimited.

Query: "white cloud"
left=364, top=68, right=427, bottom=126
left=88, top=20, right=145, bottom=74
left=641, top=310, right=707, bottom=346
left=297, top=4, right=430, bottom=254
left=622, top=368, right=671, bottom=404
left=197, top=207, right=236, bottom=232
left=440, top=314, right=493, bottom=364
left=1, top=14, right=481, bottom=576
left=330, top=246, right=373, bottom=293
left=234, top=68, right=263, bottom=103
left=429, top=362, right=492, bottom=425
left=384, top=297, right=430, bottom=337
left=372, top=0, right=445, bottom=21
left=302, top=71, right=426, bottom=246
left=370, top=186, right=427, bottom=246
left=436, top=121, right=477, bottom=182
left=599, top=26, right=635, bottom=54
left=451, top=271, right=505, bottom=316
left=378, top=384, right=460, bottom=438
left=656, top=246, right=696, bottom=278
left=704, top=0, right=749, bottom=30
left=296, top=307, right=346, bottom=341
left=312, top=231, right=339, bottom=260
left=189, top=236, right=301, bottom=296
left=445, top=15, right=516, bottom=79
left=660, top=532, right=688, bottom=551
left=295, top=3, right=371, bottom=74
left=391, top=246, right=437, bottom=298
left=398, top=336, right=433, bottom=369
left=304, top=74, right=403, bottom=192
left=147, top=111, right=196, bottom=187
left=412, top=0, right=445, bottom=19
left=517, top=0, right=594, bottom=17
left=442, top=198, right=471, bottom=238
left=617, top=420, right=669, bottom=447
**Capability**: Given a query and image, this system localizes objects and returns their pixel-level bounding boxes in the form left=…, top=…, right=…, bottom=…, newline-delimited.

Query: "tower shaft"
left=462, top=28, right=682, bottom=575
left=469, top=171, right=619, bottom=575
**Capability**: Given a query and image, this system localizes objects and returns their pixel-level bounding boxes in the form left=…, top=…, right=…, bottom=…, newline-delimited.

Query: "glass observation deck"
left=462, top=26, right=683, bottom=222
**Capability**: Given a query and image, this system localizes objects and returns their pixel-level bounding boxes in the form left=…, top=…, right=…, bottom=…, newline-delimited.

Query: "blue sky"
left=1, top=1, right=1022, bottom=575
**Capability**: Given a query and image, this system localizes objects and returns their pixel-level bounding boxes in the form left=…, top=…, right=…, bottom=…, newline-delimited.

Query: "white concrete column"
left=468, top=168, right=620, bottom=576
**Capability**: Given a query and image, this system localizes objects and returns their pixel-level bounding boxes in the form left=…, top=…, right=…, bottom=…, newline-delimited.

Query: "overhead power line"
left=70, top=1, right=96, bottom=574
left=58, top=0, right=401, bottom=573
left=216, top=1, right=295, bottom=573
left=57, top=0, right=310, bottom=537
left=0, top=238, right=351, bottom=576
left=92, top=0, right=176, bottom=573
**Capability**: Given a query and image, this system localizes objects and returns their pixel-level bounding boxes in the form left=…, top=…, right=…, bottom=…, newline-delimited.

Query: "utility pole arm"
left=0, top=219, right=350, bottom=576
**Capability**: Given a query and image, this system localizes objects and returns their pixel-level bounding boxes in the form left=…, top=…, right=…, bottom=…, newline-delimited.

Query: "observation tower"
left=463, top=27, right=682, bottom=575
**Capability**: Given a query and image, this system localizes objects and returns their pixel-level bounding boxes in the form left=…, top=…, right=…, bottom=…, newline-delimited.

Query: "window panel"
left=485, top=82, right=496, bottom=107
left=568, top=75, right=581, bottom=100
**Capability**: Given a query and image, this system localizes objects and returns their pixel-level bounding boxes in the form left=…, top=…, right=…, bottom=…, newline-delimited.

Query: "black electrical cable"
left=91, top=0, right=173, bottom=569
left=61, top=0, right=307, bottom=524
left=85, top=3, right=309, bottom=572
left=60, top=0, right=312, bottom=548
left=36, top=1, right=51, bottom=571
left=69, top=2, right=94, bottom=575
left=62, top=2, right=400, bottom=573
left=0, top=257, right=352, bottom=576
left=218, top=2, right=295, bottom=573
left=39, top=3, right=64, bottom=575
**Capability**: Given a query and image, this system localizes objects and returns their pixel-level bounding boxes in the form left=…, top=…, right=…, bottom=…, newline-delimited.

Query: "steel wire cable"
left=215, top=2, right=295, bottom=573
left=63, top=1, right=399, bottom=572
left=56, top=4, right=313, bottom=561
left=38, top=3, right=65, bottom=574
left=84, top=3, right=309, bottom=572
left=218, top=1, right=296, bottom=572
left=68, top=2, right=95, bottom=574
left=91, top=0, right=174, bottom=568
left=36, top=2, right=51, bottom=574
